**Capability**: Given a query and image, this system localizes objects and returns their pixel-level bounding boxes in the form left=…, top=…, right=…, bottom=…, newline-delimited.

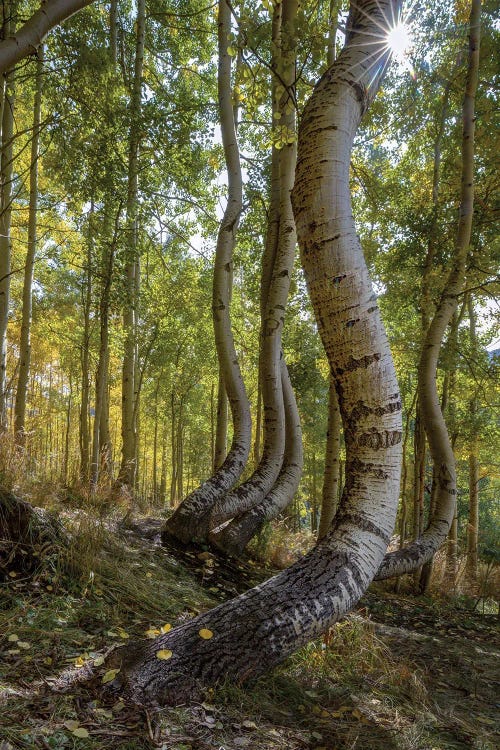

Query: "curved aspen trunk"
left=162, top=0, right=251, bottom=544
left=210, top=354, right=303, bottom=556
left=318, top=377, right=341, bottom=540
left=105, top=0, right=402, bottom=706
left=0, top=0, right=94, bottom=74
left=210, top=0, right=298, bottom=532
left=377, top=0, right=481, bottom=579
left=14, top=46, right=43, bottom=443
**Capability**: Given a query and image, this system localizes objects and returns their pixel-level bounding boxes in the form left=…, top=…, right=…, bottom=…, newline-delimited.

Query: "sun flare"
left=386, top=21, right=415, bottom=77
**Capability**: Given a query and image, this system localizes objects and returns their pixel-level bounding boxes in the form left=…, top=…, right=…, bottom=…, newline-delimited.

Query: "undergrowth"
left=2, top=511, right=487, bottom=750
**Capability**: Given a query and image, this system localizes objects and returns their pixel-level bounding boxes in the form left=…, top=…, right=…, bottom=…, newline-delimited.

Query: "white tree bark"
left=162, top=0, right=252, bottom=544
left=0, top=0, right=94, bottom=73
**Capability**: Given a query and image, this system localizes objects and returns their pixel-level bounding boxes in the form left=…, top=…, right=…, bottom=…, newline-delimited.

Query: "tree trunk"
left=79, top=207, right=93, bottom=481
left=0, top=2, right=15, bottom=431
left=318, top=376, right=341, bottom=539
left=376, top=0, right=481, bottom=579
left=0, top=0, right=94, bottom=74
left=107, top=0, right=402, bottom=706
left=211, top=355, right=303, bottom=556
left=213, top=366, right=228, bottom=471
left=162, top=0, right=251, bottom=543
left=14, top=45, right=43, bottom=443
left=91, top=225, right=115, bottom=487
left=466, top=294, right=479, bottom=580
left=209, top=0, right=298, bottom=534
left=118, top=0, right=145, bottom=492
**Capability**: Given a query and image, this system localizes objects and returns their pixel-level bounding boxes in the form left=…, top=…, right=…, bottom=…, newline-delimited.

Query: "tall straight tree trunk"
left=377, top=0, right=481, bottom=579
left=14, top=45, right=43, bottom=443
left=163, top=0, right=251, bottom=544
left=108, top=0, right=402, bottom=706
left=0, top=1, right=15, bottom=431
left=118, top=0, right=145, bottom=492
left=79, top=206, right=93, bottom=481
left=318, top=376, right=341, bottom=539
left=209, top=0, right=299, bottom=535
left=466, top=294, right=479, bottom=580
left=91, top=225, right=115, bottom=487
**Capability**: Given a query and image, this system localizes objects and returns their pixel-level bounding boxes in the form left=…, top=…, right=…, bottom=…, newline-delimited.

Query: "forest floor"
left=0, top=513, right=498, bottom=750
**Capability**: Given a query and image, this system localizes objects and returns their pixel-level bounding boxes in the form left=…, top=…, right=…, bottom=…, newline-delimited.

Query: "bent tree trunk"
left=209, top=0, right=298, bottom=537
left=0, top=0, right=95, bottom=74
left=210, top=354, right=303, bottom=556
left=376, top=0, right=481, bottom=580
left=162, top=0, right=251, bottom=544
left=103, top=0, right=402, bottom=706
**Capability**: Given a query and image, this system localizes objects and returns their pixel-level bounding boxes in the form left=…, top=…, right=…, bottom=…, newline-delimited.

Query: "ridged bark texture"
left=162, top=0, right=251, bottom=544
left=107, top=0, right=402, bottom=707
left=377, top=0, right=481, bottom=579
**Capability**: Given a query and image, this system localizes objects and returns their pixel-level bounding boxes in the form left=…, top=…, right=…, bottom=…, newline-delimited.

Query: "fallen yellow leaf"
left=156, top=649, right=173, bottom=660
left=199, top=628, right=213, bottom=640
left=7, top=634, right=19, bottom=642
left=145, top=628, right=160, bottom=638
left=72, top=727, right=89, bottom=738
left=160, top=623, right=172, bottom=633
left=102, top=668, right=120, bottom=684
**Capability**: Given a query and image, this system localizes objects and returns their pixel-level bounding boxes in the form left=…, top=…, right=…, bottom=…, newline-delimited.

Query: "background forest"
left=0, top=0, right=499, bottom=748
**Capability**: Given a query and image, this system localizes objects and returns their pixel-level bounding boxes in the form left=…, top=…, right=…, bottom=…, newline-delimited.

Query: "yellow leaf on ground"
left=118, top=630, right=129, bottom=639
left=156, top=649, right=173, bottom=660
left=102, top=668, right=120, bottom=684
left=160, top=623, right=171, bottom=633
left=17, top=641, right=31, bottom=650
left=93, top=656, right=105, bottom=666
left=7, top=634, right=19, bottom=642
left=64, top=720, right=79, bottom=731
left=8, top=571, right=17, bottom=578
left=145, top=628, right=160, bottom=638
left=72, top=727, right=89, bottom=738
left=199, top=628, right=213, bottom=640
